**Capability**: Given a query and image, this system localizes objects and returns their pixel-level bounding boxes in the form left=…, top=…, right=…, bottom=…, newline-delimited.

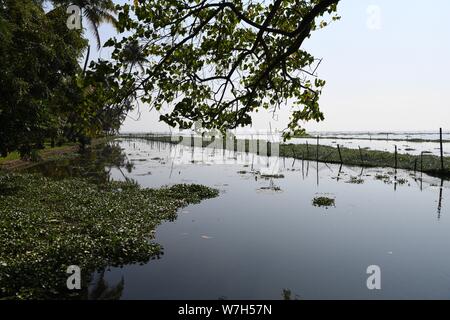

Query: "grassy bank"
left=0, top=143, right=77, bottom=167
left=0, top=138, right=113, bottom=171
left=280, top=143, right=450, bottom=178
left=120, top=134, right=450, bottom=179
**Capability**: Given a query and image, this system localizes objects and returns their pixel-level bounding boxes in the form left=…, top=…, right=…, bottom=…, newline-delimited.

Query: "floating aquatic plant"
left=0, top=173, right=219, bottom=299
left=260, top=173, right=285, bottom=179
left=312, top=196, right=335, bottom=208
left=396, top=178, right=408, bottom=185
left=346, top=176, right=364, bottom=184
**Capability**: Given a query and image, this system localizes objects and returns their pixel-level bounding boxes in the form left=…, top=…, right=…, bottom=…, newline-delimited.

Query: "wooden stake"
left=291, top=144, right=297, bottom=158
left=394, top=145, right=398, bottom=171
left=337, top=144, right=343, bottom=164
left=306, top=141, right=309, bottom=158
left=358, top=146, right=364, bottom=165
left=316, top=136, right=319, bottom=162
left=440, top=128, right=444, bottom=172
left=420, top=151, right=423, bottom=173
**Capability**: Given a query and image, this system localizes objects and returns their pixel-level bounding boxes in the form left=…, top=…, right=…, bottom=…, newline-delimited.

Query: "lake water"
left=122, top=130, right=450, bottom=156
left=290, top=137, right=450, bottom=157
left=78, top=138, right=450, bottom=300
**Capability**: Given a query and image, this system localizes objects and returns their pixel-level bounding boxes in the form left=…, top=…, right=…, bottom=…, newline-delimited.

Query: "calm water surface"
left=290, top=137, right=450, bottom=156
left=125, top=130, right=450, bottom=156
left=77, top=138, right=450, bottom=300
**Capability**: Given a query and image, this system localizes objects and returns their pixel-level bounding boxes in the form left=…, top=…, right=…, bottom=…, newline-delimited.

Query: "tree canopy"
left=0, top=0, right=341, bottom=158
left=102, top=0, right=341, bottom=139
left=0, top=0, right=121, bottom=157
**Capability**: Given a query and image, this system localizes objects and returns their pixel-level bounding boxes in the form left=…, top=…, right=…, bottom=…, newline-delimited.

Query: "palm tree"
left=122, top=39, right=149, bottom=73
left=51, top=0, right=117, bottom=49
left=50, top=0, right=117, bottom=75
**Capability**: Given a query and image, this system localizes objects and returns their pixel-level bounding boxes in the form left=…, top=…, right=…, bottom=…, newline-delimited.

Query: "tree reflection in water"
left=88, top=271, right=124, bottom=300
left=282, top=289, right=300, bottom=300
left=26, top=142, right=135, bottom=184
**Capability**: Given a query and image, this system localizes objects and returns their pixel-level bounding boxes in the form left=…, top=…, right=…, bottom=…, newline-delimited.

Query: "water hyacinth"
left=0, top=173, right=219, bottom=299
left=312, top=196, right=336, bottom=208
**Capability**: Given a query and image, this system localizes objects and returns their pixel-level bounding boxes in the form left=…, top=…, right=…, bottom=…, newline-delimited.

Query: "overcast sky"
left=86, top=0, right=450, bottom=133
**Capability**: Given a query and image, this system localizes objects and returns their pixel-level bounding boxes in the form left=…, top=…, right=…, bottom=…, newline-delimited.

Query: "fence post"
left=394, top=145, right=398, bottom=171
left=440, top=128, right=444, bottom=172
left=316, top=136, right=319, bottom=162
left=337, top=144, right=343, bottom=164
left=291, top=144, right=297, bottom=167
left=420, top=151, right=423, bottom=173
left=306, top=141, right=309, bottom=159
left=358, top=146, right=364, bottom=165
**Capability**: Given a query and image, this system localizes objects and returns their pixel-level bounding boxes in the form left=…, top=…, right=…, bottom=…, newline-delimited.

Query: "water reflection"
left=88, top=271, right=124, bottom=300
left=438, top=178, right=444, bottom=219
left=282, top=289, right=301, bottom=300
left=27, top=138, right=450, bottom=299
left=26, top=142, right=133, bottom=184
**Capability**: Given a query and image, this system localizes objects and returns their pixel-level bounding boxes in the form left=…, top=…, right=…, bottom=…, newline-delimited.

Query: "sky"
left=85, top=0, right=450, bottom=133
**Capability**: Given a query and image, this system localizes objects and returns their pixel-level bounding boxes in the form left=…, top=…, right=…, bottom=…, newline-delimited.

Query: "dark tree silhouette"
left=101, top=0, right=341, bottom=139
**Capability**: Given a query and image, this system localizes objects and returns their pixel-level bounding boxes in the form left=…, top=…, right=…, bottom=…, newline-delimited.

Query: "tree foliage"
left=102, top=0, right=341, bottom=139
left=52, top=0, right=118, bottom=49
left=0, top=0, right=84, bottom=156
left=0, top=0, right=121, bottom=158
left=0, top=0, right=342, bottom=159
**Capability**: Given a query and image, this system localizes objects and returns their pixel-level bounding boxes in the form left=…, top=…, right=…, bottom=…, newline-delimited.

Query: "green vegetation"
left=53, top=0, right=118, bottom=49
left=0, top=0, right=348, bottom=300
left=0, top=0, right=126, bottom=159
left=346, top=176, right=364, bottom=184
left=1, top=0, right=344, bottom=157
left=260, top=173, right=285, bottom=179
left=0, top=143, right=77, bottom=166
left=123, top=135, right=450, bottom=179
left=374, top=174, right=391, bottom=183
left=0, top=151, right=20, bottom=164
left=102, top=1, right=341, bottom=139
left=279, top=143, right=450, bottom=179
left=312, top=196, right=335, bottom=208
left=0, top=173, right=219, bottom=299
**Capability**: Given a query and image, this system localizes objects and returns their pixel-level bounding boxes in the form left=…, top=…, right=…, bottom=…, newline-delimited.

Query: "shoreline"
left=118, top=134, right=450, bottom=180
left=0, top=138, right=111, bottom=172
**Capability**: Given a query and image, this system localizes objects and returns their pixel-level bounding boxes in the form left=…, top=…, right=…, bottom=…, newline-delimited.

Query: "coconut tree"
left=122, top=39, right=149, bottom=73
left=51, top=0, right=117, bottom=49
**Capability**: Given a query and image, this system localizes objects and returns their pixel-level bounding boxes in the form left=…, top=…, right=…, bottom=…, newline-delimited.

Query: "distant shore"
left=119, top=134, right=450, bottom=179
